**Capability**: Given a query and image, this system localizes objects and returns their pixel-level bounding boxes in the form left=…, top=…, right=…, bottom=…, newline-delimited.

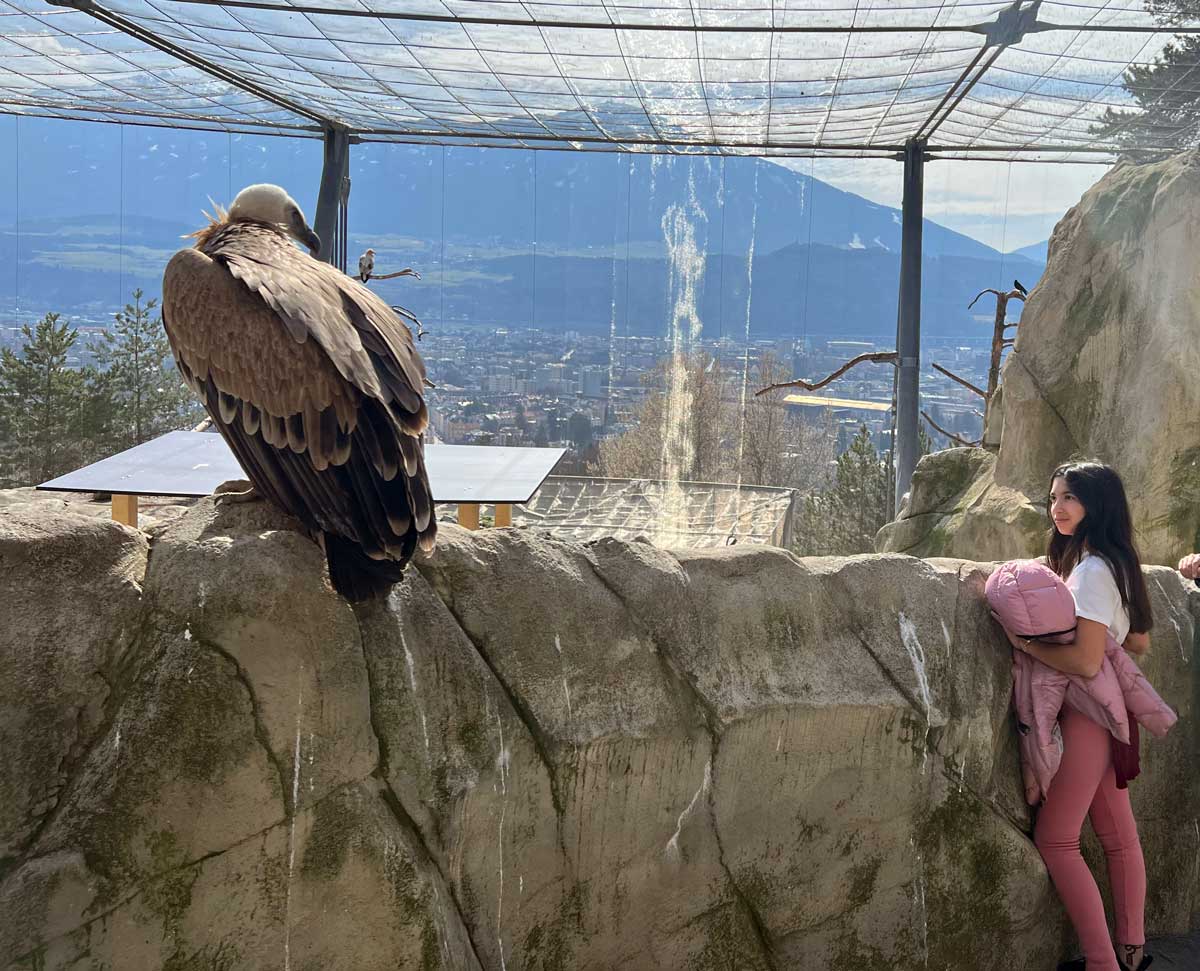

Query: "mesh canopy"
left=0, top=0, right=320, bottom=132
left=3, top=0, right=1200, bottom=159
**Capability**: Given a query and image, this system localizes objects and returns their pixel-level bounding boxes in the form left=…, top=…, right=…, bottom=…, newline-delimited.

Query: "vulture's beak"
left=302, top=228, right=321, bottom=258
left=290, top=208, right=322, bottom=257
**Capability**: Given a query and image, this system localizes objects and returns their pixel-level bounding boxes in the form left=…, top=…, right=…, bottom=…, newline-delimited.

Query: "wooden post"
left=987, top=291, right=1010, bottom=402
left=965, top=286, right=1025, bottom=449
left=457, top=503, right=480, bottom=530
left=494, top=504, right=512, bottom=527
left=112, top=494, right=139, bottom=528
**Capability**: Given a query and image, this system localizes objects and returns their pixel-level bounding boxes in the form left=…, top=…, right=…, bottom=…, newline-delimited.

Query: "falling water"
left=606, top=154, right=630, bottom=427
left=897, top=612, right=933, bottom=716
left=913, top=847, right=929, bottom=967
left=960, top=721, right=973, bottom=795
left=284, top=675, right=303, bottom=971
left=554, top=633, right=572, bottom=720
left=399, top=618, right=431, bottom=757
left=1152, top=577, right=1190, bottom=662
left=898, top=612, right=933, bottom=774
left=494, top=710, right=509, bottom=971
left=656, top=164, right=708, bottom=546
left=730, top=159, right=762, bottom=543
left=940, top=618, right=953, bottom=684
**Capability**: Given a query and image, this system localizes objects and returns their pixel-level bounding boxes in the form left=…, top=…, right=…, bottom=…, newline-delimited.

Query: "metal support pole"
left=894, top=138, right=926, bottom=510
left=314, top=126, right=350, bottom=269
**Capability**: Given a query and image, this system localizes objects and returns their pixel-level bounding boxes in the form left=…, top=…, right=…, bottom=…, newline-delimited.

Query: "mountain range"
left=0, top=119, right=1047, bottom=340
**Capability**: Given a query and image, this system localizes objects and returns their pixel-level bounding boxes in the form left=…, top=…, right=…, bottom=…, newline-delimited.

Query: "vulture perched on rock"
left=162, top=183, right=436, bottom=601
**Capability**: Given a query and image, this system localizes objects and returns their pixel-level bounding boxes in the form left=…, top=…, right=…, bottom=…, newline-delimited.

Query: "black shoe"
left=1059, top=952, right=1153, bottom=971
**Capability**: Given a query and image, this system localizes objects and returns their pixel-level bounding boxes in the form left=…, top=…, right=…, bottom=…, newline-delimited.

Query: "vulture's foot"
left=213, top=479, right=261, bottom=504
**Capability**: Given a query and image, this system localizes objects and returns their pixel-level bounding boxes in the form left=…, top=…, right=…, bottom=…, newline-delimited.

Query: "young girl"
left=1000, top=461, right=1154, bottom=971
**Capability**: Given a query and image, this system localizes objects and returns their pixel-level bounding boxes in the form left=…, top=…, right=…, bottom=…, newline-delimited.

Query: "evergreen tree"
left=0, top=313, right=86, bottom=486
left=567, top=411, right=593, bottom=450
left=1091, top=2, right=1200, bottom=158
left=94, top=289, right=200, bottom=451
left=792, top=425, right=890, bottom=555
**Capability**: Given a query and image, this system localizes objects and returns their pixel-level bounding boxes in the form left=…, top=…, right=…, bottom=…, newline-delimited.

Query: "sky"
left=779, top=157, right=1111, bottom=253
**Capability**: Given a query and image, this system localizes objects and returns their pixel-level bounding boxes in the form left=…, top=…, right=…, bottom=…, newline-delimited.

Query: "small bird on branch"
left=358, top=248, right=375, bottom=283
left=358, top=247, right=422, bottom=283
left=1013, top=279, right=1028, bottom=297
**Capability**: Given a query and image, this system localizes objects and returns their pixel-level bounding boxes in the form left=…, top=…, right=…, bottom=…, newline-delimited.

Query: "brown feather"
left=161, top=214, right=437, bottom=600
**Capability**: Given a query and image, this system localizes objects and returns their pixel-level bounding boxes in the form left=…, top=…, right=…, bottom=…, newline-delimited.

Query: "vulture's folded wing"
left=162, top=243, right=434, bottom=552
left=205, top=223, right=428, bottom=438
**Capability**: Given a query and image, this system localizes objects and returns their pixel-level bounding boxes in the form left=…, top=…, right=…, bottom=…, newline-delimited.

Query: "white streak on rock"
left=665, top=759, right=711, bottom=862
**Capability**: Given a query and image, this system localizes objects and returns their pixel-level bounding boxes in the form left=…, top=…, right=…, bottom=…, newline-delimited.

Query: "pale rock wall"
left=2, top=497, right=1197, bottom=970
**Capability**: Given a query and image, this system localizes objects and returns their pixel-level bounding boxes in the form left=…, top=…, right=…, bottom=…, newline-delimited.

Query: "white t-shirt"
left=1066, top=552, right=1130, bottom=644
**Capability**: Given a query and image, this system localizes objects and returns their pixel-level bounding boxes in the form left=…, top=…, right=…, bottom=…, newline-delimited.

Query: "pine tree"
left=567, top=411, right=593, bottom=450
left=792, top=425, right=890, bottom=555
left=94, top=289, right=201, bottom=451
left=1091, top=2, right=1200, bottom=158
left=0, top=313, right=86, bottom=486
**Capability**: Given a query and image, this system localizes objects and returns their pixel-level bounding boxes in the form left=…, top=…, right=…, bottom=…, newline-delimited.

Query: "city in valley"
left=0, top=316, right=1001, bottom=477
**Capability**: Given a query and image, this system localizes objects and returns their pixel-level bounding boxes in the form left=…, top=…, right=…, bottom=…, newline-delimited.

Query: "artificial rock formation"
left=1, top=496, right=1197, bottom=970
left=879, top=152, right=1200, bottom=564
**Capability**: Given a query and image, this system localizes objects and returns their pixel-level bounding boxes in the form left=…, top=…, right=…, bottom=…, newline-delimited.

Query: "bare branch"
left=754, top=351, right=897, bottom=397
left=922, top=410, right=980, bottom=448
left=968, top=284, right=1027, bottom=413
left=968, top=288, right=1003, bottom=310
left=931, top=362, right=986, bottom=398
left=372, top=267, right=422, bottom=281
left=968, top=287, right=1026, bottom=311
left=1001, top=339, right=1015, bottom=347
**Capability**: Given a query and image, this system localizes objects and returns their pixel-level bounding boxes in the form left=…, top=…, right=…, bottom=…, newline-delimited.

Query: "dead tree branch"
left=968, top=287, right=1025, bottom=310
left=922, top=410, right=980, bottom=448
left=966, top=286, right=1027, bottom=438
left=372, top=267, right=422, bottom=281
left=754, top=351, right=898, bottom=397
left=931, top=362, right=986, bottom=398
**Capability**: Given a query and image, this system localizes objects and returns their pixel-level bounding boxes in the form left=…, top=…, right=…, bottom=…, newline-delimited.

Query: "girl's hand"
left=1179, top=553, right=1200, bottom=580
left=1123, top=630, right=1150, bottom=656
left=1004, top=629, right=1032, bottom=654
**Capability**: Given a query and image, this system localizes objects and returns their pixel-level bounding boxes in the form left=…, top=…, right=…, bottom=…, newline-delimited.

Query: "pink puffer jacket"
left=986, top=559, right=1177, bottom=805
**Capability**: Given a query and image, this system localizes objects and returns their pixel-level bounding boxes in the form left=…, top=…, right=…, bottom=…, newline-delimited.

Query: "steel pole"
left=314, top=126, right=349, bottom=267
left=894, top=138, right=926, bottom=510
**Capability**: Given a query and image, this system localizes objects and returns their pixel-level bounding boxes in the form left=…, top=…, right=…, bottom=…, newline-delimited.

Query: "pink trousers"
left=1035, top=705, right=1147, bottom=971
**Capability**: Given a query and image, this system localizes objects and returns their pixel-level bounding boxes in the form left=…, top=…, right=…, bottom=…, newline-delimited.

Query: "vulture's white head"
left=229, top=183, right=321, bottom=256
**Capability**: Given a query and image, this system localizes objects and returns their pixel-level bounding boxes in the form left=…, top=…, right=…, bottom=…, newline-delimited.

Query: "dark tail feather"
left=323, top=532, right=406, bottom=602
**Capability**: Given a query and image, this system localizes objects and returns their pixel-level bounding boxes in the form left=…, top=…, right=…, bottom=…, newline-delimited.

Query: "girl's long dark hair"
left=1046, top=460, right=1153, bottom=633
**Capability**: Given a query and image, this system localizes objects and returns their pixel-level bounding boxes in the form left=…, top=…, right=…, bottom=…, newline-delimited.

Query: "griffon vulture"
left=162, top=183, right=436, bottom=601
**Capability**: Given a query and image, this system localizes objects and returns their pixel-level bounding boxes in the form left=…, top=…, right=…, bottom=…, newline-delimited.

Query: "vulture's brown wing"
left=206, top=223, right=428, bottom=438
left=161, top=235, right=435, bottom=567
